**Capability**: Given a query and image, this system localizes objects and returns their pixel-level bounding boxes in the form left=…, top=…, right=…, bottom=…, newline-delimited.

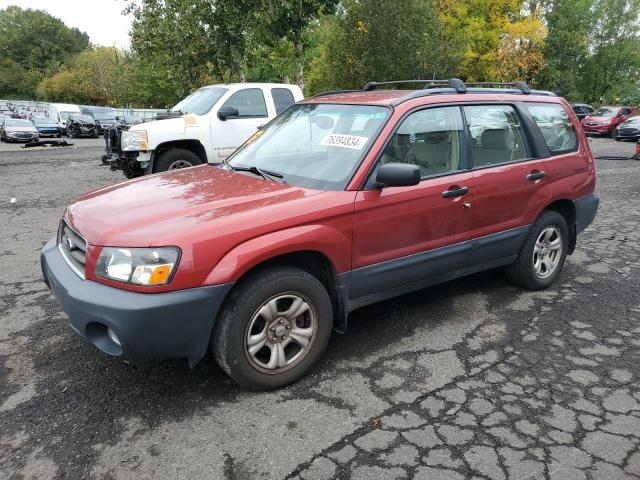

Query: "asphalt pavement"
left=0, top=137, right=639, bottom=479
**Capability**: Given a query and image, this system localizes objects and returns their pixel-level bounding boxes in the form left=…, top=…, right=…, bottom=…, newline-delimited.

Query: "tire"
left=93, top=130, right=99, bottom=138
left=505, top=210, right=569, bottom=290
left=212, top=265, right=333, bottom=390
left=67, top=128, right=75, bottom=138
left=154, top=148, right=202, bottom=172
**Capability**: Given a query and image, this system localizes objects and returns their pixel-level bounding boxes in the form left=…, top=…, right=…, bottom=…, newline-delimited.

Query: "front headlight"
left=121, top=130, right=148, bottom=151
left=95, top=247, right=180, bottom=286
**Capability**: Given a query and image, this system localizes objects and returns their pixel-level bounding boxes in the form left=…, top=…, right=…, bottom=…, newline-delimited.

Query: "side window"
left=379, top=106, right=465, bottom=178
left=527, top=103, right=578, bottom=155
left=464, top=105, right=530, bottom=168
left=271, top=88, right=295, bottom=115
left=222, top=88, right=268, bottom=118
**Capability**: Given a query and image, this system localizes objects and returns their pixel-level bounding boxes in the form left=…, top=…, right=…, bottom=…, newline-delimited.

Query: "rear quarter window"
left=271, top=88, right=296, bottom=115
left=527, top=103, right=578, bottom=155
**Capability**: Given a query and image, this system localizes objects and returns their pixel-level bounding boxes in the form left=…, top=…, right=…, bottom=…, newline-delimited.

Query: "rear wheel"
left=154, top=148, right=203, bottom=172
left=213, top=266, right=333, bottom=390
left=505, top=210, right=568, bottom=290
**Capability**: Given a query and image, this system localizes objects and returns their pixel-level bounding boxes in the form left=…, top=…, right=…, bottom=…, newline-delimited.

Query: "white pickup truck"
left=106, top=83, right=304, bottom=178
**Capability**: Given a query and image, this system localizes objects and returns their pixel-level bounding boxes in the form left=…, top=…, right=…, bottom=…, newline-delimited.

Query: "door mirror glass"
left=376, top=163, right=421, bottom=187
left=217, top=106, right=239, bottom=121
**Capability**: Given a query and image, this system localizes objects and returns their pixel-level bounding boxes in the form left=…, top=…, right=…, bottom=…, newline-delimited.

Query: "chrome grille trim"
left=58, top=221, right=87, bottom=279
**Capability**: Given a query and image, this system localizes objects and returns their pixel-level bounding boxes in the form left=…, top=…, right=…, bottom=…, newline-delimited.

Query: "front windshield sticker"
left=320, top=134, right=369, bottom=150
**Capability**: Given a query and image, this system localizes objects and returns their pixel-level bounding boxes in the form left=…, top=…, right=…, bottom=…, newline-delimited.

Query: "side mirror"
left=376, top=163, right=421, bottom=188
left=217, top=106, right=239, bottom=121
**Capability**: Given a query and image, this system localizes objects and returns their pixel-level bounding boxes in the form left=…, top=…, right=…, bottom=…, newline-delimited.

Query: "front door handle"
left=527, top=170, right=545, bottom=181
left=442, top=186, right=469, bottom=198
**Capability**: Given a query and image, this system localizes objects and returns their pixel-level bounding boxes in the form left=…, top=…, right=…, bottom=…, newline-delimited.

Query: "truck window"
left=222, top=89, right=268, bottom=118
left=527, top=103, right=578, bottom=155
left=271, top=88, right=295, bottom=114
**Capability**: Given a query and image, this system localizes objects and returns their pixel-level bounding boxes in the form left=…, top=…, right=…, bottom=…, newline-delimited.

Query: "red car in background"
left=581, top=105, right=636, bottom=136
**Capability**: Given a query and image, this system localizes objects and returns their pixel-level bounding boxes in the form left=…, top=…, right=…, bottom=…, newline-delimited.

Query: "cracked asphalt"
left=1, top=137, right=639, bottom=479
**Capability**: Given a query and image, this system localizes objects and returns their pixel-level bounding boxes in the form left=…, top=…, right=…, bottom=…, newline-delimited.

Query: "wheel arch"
left=206, top=225, right=351, bottom=334
left=153, top=140, right=207, bottom=171
left=542, top=198, right=577, bottom=254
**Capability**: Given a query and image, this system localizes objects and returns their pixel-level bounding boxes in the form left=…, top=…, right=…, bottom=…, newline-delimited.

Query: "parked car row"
left=572, top=103, right=639, bottom=140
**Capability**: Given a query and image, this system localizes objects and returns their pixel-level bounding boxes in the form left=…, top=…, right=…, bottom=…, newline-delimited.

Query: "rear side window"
left=271, top=88, right=295, bottom=114
left=527, top=103, right=578, bottom=155
left=464, top=105, right=530, bottom=168
left=222, top=88, right=268, bottom=118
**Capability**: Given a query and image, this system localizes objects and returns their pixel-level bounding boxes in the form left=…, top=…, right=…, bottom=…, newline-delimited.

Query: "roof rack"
left=464, top=81, right=531, bottom=94
left=363, top=78, right=467, bottom=93
left=310, top=89, right=361, bottom=98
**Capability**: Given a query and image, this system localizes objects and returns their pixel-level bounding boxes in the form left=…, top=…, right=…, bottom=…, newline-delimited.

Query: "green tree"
left=306, top=0, right=446, bottom=94
left=0, top=6, right=89, bottom=99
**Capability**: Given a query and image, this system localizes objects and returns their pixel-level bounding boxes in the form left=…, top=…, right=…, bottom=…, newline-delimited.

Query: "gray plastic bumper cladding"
left=41, top=239, right=233, bottom=360
left=574, top=193, right=599, bottom=234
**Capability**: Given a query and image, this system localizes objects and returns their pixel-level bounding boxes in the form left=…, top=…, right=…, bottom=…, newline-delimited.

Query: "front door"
left=351, top=105, right=476, bottom=299
left=212, top=88, right=271, bottom=162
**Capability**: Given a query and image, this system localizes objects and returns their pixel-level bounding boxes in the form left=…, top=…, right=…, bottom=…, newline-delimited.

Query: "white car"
left=108, top=83, right=304, bottom=177
left=48, top=103, right=81, bottom=132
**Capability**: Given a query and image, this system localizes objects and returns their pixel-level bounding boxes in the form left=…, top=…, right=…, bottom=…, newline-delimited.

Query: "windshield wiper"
left=230, top=165, right=285, bottom=183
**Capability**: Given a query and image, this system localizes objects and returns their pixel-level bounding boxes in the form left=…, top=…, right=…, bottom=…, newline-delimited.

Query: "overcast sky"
left=0, top=0, right=133, bottom=49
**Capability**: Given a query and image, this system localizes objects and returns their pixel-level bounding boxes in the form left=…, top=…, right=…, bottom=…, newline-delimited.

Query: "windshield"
left=33, top=117, right=55, bottom=124
left=93, top=112, right=116, bottom=120
left=593, top=107, right=620, bottom=117
left=172, top=87, right=228, bottom=115
left=59, top=112, right=73, bottom=121
left=72, top=115, right=94, bottom=123
left=6, top=119, right=32, bottom=127
left=226, top=103, right=391, bottom=190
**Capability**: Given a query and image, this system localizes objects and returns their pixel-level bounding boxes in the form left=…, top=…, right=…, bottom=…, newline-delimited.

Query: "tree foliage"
left=0, top=6, right=89, bottom=98
left=2, top=0, right=640, bottom=107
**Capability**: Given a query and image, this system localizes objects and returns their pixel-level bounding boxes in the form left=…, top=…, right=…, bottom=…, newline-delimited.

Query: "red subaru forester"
left=41, top=79, right=598, bottom=390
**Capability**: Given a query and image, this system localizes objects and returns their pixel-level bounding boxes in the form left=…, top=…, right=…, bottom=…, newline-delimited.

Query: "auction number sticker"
left=320, top=134, right=369, bottom=150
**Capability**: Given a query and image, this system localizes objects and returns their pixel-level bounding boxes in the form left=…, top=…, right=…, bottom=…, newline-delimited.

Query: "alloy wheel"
left=244, top=293, right=318, bottom=374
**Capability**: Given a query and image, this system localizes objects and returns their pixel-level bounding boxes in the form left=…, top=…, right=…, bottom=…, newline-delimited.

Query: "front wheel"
left=154, top=148, right=202, bottom=172
left=213, top=266, right=333, bottom=390
left=505, top=210, right=569, bottom=290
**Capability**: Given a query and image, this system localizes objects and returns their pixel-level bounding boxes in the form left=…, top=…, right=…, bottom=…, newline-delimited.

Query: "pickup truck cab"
left=42, top=79, right=598, bottom=390
left=107, top=83, right=303, bottom=178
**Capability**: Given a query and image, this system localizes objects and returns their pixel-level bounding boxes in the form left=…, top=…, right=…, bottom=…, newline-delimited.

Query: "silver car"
left=1, top=118, right=39, bottom=143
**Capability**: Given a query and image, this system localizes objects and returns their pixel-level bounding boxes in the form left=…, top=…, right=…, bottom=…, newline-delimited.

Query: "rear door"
left=464, top=104, right=550, bottom=261
left=351, top=105, right=476, bottom=299
left=211, top=87, right=271, bottom=162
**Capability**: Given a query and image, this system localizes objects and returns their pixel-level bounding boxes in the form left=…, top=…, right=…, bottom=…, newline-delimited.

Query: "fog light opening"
left=107, top=328, right=122, bottom=347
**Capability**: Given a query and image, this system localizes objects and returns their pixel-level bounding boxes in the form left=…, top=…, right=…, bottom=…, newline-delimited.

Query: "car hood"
left=583, top=116, right=615, bottom=123
left=6, top=126, right=37, bottom=133
left=65, top=166, right=323, bottom=247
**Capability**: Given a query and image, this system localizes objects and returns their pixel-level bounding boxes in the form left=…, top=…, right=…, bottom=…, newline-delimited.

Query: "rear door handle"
left=527, top=171, right=545, bottom=181
left=442, top=186, right=469, bottom=198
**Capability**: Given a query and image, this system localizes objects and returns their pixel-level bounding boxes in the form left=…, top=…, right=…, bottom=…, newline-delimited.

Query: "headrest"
left=481, top=129, right=509, bottom=149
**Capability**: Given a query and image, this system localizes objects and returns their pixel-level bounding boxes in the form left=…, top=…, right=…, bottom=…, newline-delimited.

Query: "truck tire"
left=505, top=210, right=568, bottom=290
left=213, top=266, right=333, bottom=390
left=154, top=149, right=203, bottom=172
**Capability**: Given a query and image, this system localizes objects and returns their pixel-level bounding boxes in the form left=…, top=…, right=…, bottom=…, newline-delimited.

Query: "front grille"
left=59, top=221, right=87, bottom=278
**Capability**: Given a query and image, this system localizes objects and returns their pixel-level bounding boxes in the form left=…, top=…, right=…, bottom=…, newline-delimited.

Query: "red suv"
left=41, top=79, right=598, bottom=390
left=581, top=105, right=636, bottom=136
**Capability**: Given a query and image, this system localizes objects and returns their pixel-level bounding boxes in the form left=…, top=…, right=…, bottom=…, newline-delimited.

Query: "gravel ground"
left=1, top=137, right=639, bottom=480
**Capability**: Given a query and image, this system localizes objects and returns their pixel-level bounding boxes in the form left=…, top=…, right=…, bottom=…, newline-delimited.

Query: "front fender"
left=204, top=224, right=351, bottom=285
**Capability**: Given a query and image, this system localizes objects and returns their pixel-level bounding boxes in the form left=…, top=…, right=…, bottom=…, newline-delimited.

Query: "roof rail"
left=363, top=78, right=467, bottom=93
left=464, top=81, right=531, bottom=94
left=310, top=89, right=361, bottom=98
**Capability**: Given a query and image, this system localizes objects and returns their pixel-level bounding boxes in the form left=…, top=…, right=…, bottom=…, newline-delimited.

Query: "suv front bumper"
left=41, top=239, right=232, bottom=360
